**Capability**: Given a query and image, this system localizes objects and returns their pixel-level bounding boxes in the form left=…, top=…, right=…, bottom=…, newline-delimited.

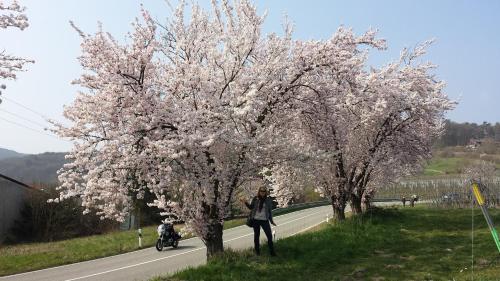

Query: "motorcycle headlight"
left=157, top=224, right=166, bottom=236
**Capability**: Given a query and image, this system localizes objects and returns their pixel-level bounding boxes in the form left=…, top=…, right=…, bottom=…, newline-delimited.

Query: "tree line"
left=437, top=120, right=500, bottom=147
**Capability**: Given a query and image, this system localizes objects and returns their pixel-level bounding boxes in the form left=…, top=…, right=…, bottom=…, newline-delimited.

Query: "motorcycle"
left=155, top=223, right=181, bottom=251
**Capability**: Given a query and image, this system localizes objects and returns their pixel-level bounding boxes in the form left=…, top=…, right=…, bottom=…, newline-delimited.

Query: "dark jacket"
left=245, top=196, right=275, bottom=224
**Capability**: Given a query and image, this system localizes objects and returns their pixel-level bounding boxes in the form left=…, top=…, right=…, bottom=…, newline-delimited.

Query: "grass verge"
left=152, top=206, right=500, bottom=281
left=0, top=224, right=162, bottom=276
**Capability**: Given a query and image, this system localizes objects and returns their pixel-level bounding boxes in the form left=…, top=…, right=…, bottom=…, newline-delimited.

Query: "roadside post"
left=138, top=228, right=143, bottom=248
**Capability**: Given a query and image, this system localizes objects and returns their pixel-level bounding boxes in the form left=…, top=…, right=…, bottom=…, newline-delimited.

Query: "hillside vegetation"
left=0, top=148, right=25, bottom=160
left=419, top=142, right=500, bottom=178
left=0, top=152, right=66, bottom=184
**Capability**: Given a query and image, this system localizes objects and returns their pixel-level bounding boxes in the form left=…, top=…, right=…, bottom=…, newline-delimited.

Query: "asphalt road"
left=1, top=205, right=335, bottom=281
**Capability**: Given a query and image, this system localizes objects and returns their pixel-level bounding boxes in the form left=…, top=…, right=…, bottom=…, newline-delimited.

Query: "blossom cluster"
left=0, top=0, right=33, bottom=102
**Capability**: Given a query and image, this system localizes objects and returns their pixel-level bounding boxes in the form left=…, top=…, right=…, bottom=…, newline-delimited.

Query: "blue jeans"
left=252, top=219, right=275, bottom=255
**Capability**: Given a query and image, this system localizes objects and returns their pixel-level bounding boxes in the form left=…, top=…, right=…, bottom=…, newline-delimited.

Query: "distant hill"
left=0, top=151, right=68, bottom=184
left=0, top=148, right=25, bottom=160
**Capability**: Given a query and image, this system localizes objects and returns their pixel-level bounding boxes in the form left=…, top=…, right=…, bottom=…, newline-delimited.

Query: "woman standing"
left=240, top=187, right=277, bottom=256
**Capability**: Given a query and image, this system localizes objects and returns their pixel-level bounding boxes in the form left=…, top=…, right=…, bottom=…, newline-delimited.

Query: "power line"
left=1, top=95, right=71, bottom=127
left=0, top=108, right=49, bottom=128
left=0, top=116, right=66, bottom=141
left=1, top=95, right=52, bottom=120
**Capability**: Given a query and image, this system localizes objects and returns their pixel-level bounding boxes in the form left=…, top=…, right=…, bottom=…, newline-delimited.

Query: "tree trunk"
left=331, top=194, right=346, bottom=221
left=362, top=189, right=374, bottom=212
left=204, top=221, right=224, bottom=258
left=362, top=200, right=371, bottom=212
left=332, top=204, right=346, bottom=221
left=350, top=194, right=363, bottom=215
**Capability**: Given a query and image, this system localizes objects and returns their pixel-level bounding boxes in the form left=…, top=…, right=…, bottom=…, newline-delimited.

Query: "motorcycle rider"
left=163, top=221, right=176, bottom=240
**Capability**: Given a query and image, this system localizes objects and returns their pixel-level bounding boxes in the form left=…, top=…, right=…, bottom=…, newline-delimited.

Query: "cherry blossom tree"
left=0, top=0, right=33, bottom=102
left=347, top=42, right=455, bottom=214
left=294, top=34, right=455, bottom=219
left=54, top=0, right=320, bottom=257
left=290, top=28, right=384, bottom=219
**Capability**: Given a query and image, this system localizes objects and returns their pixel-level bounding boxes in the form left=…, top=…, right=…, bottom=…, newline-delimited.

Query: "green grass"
left=223, top=218, right=246, bottom=230
left=423, top=157, right=470, bottom=176
left=152, top=206, right=500, bottom=281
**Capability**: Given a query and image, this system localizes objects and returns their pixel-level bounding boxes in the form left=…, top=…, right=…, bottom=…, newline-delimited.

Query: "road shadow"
left=164, top=245, right=198, bottom=251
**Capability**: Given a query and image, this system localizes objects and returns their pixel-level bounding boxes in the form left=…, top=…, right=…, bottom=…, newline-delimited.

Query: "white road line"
left=62, top=208, right=329, bottom=281
left=289, top=209, right=356, bottom=236
left=290, top=221, right=323, bottom=236
left=63, top=247, right=205, bottom=281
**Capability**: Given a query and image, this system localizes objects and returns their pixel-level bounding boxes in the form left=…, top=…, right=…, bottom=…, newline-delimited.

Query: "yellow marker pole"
left=471, top=183, right=500, bottom=253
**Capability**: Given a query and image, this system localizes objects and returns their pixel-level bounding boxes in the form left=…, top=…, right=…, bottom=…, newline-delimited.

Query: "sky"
left=0, top=0, right=499, bottom=154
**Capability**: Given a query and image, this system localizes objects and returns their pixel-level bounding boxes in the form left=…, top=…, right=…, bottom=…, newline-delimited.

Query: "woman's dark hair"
left=257, top=187, right=267, bottom=211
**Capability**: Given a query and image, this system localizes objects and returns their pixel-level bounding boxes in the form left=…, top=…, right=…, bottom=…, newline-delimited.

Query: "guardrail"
left=272, top=200, right=330, bottom=216
left=226, top=198, right=407, bottom=220
left=372, top=198, right=401, bottom=202
left=226, top=200, right=331, bottom=220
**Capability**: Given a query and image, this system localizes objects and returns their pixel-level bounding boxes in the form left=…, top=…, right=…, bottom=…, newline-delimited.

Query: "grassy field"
left=420, top=146, right=500, bottom=178
left=423, top=157, right=470, bottom=176
left=153, top=206, right=500, bottom=281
